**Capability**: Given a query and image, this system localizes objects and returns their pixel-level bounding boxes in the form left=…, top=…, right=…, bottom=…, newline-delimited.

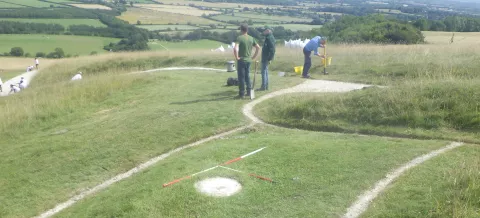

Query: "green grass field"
left=0, top=53, right=304, bottom=217
left=0, top=0, right=65, bottom=8
left=211, top=12, right=312, bottom=24
left=254, top=24, right=320, bottom=31
left=0, top=31, right=479, bottom=218
left=0, top=1, right=23, bottom=8
left=0, top=34, right=119, bottom=56
left=137, top=24, right=200, bottom=31
left=364, top=145, right=480, bottom=217
left=55, top=127, right=448, bottom=217
left=0, top=18, right=106, bottom=27
left=148, top=39, right=227, bottom=51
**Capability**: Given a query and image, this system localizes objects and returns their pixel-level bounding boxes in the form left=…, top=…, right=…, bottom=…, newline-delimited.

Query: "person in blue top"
left=302, top=36, right=326, bottom=78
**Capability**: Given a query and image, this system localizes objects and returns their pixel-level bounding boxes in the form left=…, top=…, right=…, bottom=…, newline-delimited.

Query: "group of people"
left=233, top=24, right=326, bottom=98
left=0, top=58, right=40, bottom=95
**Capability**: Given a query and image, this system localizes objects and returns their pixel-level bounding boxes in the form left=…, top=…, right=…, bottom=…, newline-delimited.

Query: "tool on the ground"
left=250, top=61, right=258, bottom=100
left=219, top=166, right=274, bottom=183
left=163, top=147, right=267, bottom=187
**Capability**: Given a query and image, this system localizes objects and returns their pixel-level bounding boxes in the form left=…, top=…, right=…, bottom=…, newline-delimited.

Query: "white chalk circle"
left=195, top=177, right=242, bottom=197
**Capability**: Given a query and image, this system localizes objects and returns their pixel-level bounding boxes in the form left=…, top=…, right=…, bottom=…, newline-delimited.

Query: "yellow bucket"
left=322, top=57, right=333, bottom=66
left=294, top=66, right=303, bottom=74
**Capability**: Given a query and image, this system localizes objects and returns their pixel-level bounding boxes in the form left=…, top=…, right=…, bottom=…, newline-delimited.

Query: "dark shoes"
left=302, top=75, right=312, bottom=79
left=234, top=95, right=245, bottom=100
left=256, top=87, right=267, bottom=91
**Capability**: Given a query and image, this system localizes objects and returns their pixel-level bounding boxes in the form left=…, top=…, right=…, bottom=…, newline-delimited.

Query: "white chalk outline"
left=33, top=67, right=463, bottom=218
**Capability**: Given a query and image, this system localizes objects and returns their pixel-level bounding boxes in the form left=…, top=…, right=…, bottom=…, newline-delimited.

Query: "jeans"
left=237, top=60, right=251, bottom=96
left=261, top=61, right=269, bottom=89
left=303, top=47, right=312, bottom=77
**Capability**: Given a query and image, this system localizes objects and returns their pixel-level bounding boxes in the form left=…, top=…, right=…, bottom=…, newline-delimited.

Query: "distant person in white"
left=0, top=77, right=3, bottom=92
left=9, top=84, right=20, bottom=94
left=35, top=58, right=39, bottom=69
left=18, top=77, right=25, bottom=89
left=71, top=72, right=82, bottom=81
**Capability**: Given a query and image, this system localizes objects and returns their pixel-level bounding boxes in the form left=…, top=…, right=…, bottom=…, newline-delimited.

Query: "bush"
left=24, top=53, right=31, bottom=57
left=46, top=48, right=65, bottom=59
left=35, top=52, right=46, bottom=58
left=90, top=51, right=98, bottom=55
left=10, top=47, right=24, bottom=57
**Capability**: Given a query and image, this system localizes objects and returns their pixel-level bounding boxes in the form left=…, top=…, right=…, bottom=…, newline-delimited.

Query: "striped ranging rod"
left=162, top=147, right=267, bottom=187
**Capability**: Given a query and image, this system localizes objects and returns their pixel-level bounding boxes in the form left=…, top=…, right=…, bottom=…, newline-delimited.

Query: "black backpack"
left=227, top=77, right=238, bottom=86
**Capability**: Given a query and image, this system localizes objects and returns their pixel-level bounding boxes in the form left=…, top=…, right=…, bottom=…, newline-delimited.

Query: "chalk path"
left=34, top=68, right=463, bottom=218
left=0, top=70, right=38, bottom=96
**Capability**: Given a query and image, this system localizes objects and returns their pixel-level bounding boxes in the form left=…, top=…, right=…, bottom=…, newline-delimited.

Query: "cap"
left=262, top=25, right=272, bottom=32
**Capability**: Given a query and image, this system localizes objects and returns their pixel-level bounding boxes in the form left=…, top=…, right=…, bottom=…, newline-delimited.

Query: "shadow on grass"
left=170, top=90, right=237, bottom=105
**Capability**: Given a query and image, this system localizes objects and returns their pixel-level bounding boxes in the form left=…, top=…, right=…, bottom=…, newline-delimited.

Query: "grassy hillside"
left=0, top=52, right=304, bottom=217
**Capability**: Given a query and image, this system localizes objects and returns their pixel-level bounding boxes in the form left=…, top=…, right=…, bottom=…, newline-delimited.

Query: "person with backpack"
left=233, top=24, right=260, bottom=99
left=258, top=26, right=275, bottom=91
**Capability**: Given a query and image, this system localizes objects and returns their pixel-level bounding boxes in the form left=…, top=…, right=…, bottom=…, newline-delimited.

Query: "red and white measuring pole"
left=163, top=147, right=267, bottom=187
left=221, top=147, right=266, bottom=165
left=219, top=166, right=274, bottom=183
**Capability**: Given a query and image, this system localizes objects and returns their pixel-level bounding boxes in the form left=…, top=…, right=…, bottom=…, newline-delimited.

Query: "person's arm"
left=252, top=43, right=260, bottom=60
left=234, top=42, right=239, bottom=60
left=267, top=37, right=275, bottom=61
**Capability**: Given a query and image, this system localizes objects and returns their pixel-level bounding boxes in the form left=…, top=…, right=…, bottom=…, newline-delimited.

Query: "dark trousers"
left=303, top=47, right=312, bottom=77
left=237, top=60, right=251, bottom=96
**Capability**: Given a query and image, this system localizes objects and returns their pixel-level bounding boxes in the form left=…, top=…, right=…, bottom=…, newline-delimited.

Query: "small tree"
left=50, top=4, right=54, bottom=8
left=35, top=52, right=46, bottom=58
left=130, top=2, right=133, bottom=7
left=10, top=47, right=24, bottom=57
left=137, top=20, right=141, bottom=25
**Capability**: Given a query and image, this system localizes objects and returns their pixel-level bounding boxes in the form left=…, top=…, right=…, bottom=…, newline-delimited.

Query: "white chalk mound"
left=195, top=177, right=241, bottom=197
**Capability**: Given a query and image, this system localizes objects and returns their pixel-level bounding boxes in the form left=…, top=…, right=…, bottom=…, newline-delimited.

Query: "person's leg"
left=265, top=62, right=269, bottom=90
left=260, top=61, right=267, bottom=90
left=245, top=62, right=251, bottom=95
left=237, top=60, right=246, bottom=97
left=303, top=48, right=312, bottom=77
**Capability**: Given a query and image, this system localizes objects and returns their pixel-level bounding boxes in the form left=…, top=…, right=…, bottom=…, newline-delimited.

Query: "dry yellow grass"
left=423, top=31, right=480, bottom=45
left=154, top=0, right=279, bottom=9
left=136, top=4, right=221, bottom=16
left=118, top=7, right=221, bottom=25
left=69, top=4, right=112, bottom=10
left=0, top=57, right=57, bottom=72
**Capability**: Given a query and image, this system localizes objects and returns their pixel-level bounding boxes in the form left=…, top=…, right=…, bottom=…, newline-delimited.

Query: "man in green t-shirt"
left=234, top=24, right=260, bottom=98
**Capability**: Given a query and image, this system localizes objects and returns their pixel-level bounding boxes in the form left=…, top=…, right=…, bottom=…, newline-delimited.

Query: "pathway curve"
left=35, top=68, right=464, bottom=218
left=0, top=70, right=38, bottom=96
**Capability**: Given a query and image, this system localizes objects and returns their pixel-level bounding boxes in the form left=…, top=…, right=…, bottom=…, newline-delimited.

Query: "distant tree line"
left=157, top=26, right=297, bottom=45
left=313, top=15, right=424, bottom=44
left=414, top=16, right=480, bottom=32
left=0, top=21, right=64, bottom=34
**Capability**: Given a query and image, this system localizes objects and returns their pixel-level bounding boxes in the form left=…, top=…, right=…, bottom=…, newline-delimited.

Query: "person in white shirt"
left=18, top=77, right=25, bottom=89
left=71, top=72, right=82, bottom=81
left=9, top=84, right=20, bottom=94
left=35, top=58, right=39, bottom=69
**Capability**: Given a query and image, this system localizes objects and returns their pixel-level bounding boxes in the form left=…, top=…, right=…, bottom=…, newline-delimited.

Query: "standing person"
left=35, top=58, right=39, bottom=69
left=258, top=26, right=275, bottom=91
left=233, top=24, right=260, bottom=99
left=0, top=76, right=3, bottom=93
left=302, top=36, right=326, bottom=78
